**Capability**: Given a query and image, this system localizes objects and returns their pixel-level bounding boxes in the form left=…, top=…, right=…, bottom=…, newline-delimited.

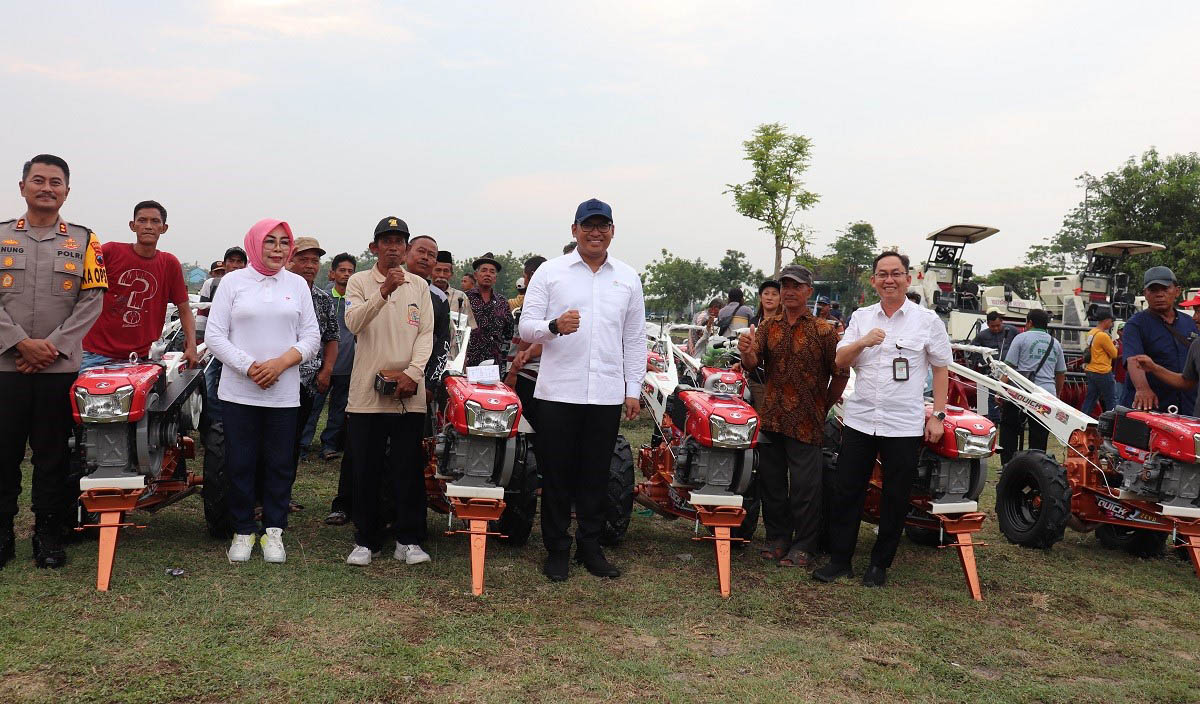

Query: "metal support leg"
left=713, top=526, right=732, bottom=598
left=952, top=532, right=983, bottom=602
left=469, top=519, right=488, bottom=596
left=96, top=511, right=123, bottom=592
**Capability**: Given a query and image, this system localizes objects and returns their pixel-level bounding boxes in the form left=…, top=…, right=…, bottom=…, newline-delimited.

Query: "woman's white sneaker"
left=346, top=545, right=380, bottom=566
left=261, top=527, right=286, bottom=563
left=228, top=534, right=255, bottom=562
left=395, top=542, right=431, bottom=565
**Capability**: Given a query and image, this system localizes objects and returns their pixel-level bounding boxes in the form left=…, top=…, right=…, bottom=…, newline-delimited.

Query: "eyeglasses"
left=873, top=271, right=906, bottom=280
left=579, top=222, right=613, bottom=234
left=263, top=237, right=291, bottom=250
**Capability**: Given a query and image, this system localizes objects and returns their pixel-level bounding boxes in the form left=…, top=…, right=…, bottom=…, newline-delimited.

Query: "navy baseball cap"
left=574, top=198, right=613, bottom=224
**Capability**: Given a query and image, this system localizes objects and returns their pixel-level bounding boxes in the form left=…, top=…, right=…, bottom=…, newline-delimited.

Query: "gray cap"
left=1143, top=265, right=1177, bottom=289
left=779, top=264, right=813, bottom=285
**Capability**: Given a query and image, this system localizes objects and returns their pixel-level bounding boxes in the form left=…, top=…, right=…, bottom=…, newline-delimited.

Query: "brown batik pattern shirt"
left=752, top=310, right=847, bottom=445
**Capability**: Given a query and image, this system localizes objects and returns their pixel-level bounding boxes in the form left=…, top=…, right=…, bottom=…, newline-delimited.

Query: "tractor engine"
left=665, top=390, right=757, bottom=497
left=70, top=357, right=204, bottom=485
left=438, top=375, right=524, bottom=490
left=914, top=405, right=995, bottom=509
left=697, top=366, right=746, bottom=398
left=1098, top=407, right=1200, bottom=514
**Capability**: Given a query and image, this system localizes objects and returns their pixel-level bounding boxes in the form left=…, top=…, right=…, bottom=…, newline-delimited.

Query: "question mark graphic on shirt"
left=118, top=269, right=158, bottom=326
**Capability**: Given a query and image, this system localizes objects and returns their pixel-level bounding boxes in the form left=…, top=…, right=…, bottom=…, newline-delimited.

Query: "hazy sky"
left=3, top=1, right=1196, bottom=274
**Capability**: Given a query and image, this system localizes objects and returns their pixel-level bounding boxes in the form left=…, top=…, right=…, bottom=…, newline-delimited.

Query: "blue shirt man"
left=1121, top=266, right=1199, bottom=413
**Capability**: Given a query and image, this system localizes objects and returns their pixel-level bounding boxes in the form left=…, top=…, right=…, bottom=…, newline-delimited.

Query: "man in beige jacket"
left=343, top=216, right=435, bottom=566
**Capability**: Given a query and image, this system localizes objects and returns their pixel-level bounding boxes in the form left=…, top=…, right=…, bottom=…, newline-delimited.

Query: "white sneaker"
left=395, top=542, right=431, bottom=565
left=261, top=527, right=286, bottom=563
left=346, top=545, right=380, bottom=566
left=228, top=534, right=255, bottom=562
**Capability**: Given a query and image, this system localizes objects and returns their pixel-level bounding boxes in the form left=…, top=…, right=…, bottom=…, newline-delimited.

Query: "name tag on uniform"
left=893, top=356, right=909, bottom=381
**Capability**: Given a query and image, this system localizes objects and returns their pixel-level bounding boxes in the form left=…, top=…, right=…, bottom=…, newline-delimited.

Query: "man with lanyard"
left=287, top=237, right=339, bottom=465
left=404, top=235, right=449, bottom=424
left=971, top=311, right=1020, bottom=421
left=80, top=200, right=197, bottom=370
left=815, top=251, right=951, bottom=588
left=737, top=265, right=848, bottom=568
left=464, top=252, right=514, bottom=369
left=0, top=154, right=107, bottom=569
left=519, top=198, right=646, bottom=582
left=1000, top=309, right=1065, bottom=463
left=1120, top=266, right=1198, bottom=413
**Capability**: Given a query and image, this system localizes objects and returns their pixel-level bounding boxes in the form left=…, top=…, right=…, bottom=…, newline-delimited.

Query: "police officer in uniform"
left=0, top=154, right=107, bottom=569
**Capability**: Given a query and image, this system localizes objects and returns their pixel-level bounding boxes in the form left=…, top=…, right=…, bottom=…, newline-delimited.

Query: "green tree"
left=713, top=249, right=765, bottom=297
left=1032, top=149, right=1200, bottom=279
left=642, top=249, right=719, bottom=318
left=726, top=122, right=820, bottom=277
left=829, top=221, right=878, bottom=305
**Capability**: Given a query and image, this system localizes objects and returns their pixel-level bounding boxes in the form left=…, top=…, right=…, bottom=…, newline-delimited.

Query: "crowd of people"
left=4, top=152, right=1197, bottom=589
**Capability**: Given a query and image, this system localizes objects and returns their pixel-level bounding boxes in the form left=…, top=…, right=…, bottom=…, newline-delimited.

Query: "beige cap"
left=293, top=236, right=325, bottom=256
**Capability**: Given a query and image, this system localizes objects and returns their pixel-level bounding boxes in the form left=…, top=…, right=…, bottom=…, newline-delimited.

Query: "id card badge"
left=892, top=356, right=909, bottom=381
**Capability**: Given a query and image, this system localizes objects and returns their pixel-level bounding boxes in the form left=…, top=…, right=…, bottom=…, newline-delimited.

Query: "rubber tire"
left=1124, top=529, right=1166, bottom=558
left=201, top=423, right=234, bottom=540
left=1096, top=523, right=1137, bottom=551
left=494, top=439, right=538, bottom=546
left=600, top=434, right=635, bottom=546
left=995, top=449, right=1071, bottom=549
left=904, top=522, right=954, bottom=547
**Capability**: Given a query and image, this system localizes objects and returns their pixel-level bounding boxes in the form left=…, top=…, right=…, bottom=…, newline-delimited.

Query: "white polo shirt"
left=518, top=250, right=646, bottom=405
left=838, top=298, right=952, bottom=437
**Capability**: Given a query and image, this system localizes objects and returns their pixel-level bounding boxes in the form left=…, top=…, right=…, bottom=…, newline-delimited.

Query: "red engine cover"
left=924, top=404, right=995, bottom=459
left=678, top=389, right=759, bottom=447
left=699, top=366, right=746, bottom=389
left=442, top=375, right=523, bottom=438
left=1125, top=410, right=1200, bottom=462
left=70, top=363, right=163, bottom=423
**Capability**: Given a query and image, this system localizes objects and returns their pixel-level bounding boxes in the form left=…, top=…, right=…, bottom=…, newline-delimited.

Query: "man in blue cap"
left=1120, top=266, right=1198, bottom=413
left=519, top=198, right=646, bottom=582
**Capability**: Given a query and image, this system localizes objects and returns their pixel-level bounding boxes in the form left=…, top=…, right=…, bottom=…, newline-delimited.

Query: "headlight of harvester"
left=955, top=426, right=996, bottom=458
left=1193, top=433, right=1200, bottom=461
left=464, top=400, right=518, bottom=437
left=75, top=385, right=135, bottom=423
left=710, top=415, right=756, bottom=449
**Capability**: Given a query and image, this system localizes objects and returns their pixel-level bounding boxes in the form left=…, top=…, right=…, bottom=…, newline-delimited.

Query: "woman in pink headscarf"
left=206, top=219, right=321, bottom=564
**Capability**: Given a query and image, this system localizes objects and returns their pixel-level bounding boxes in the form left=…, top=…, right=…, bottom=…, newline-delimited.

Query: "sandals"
left=759, top=538, right=789, bottom=561
left=778, top=545, right=812, bottom=568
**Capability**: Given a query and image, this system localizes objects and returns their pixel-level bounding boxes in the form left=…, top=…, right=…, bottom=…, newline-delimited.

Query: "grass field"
left=1, top=415, right=1199, bottom=703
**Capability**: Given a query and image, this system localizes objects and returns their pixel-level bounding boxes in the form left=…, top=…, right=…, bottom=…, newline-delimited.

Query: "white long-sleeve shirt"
left=837, top=298, right=952, bottom=437
left=519, top=250, right=646, bottom=405
left=205, top=267, right=321, bottom=408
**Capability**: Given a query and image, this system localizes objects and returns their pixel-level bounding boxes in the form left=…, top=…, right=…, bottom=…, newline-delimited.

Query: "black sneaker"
left=32, top=531, right=66, bottom=569
left=575, top=550, right=621, bottom=579
left=862, top=564, right=887, bottom=587
left=812, top=561, right=853, bottom=583
left=543, top=551, right=570, bottom=582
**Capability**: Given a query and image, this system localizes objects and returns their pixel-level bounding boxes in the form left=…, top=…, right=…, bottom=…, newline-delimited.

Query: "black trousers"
left=330, top=442, right=353, bottom=514
left=536, top=400, right=621, bottom=555
left=292, top=386, right=316, bottom=467
left=757, top=431, right=823, bottom=553
left=0, top=372, right=76, bottom=522
left=999, top=399, right=1049, bottom=465
left=348, top=412, right=427, bottom=550
left=224, top=402, right=298, bottom=534
left=827, top=426, right=922, bottom=569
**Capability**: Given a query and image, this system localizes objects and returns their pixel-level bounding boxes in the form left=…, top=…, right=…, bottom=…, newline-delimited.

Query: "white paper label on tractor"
left=467, top=364, right=501, bottom=384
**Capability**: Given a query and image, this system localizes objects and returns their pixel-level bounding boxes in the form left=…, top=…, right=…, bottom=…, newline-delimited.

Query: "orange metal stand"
left=1185, top=536, right=1200, bottom=578
left=445, top=497, right=506, bottom=595
left=692, top=504, right=748, bottom=598
left=934, top=512, right=987, bottom=602
left=78, top=487, right=144, bottom=592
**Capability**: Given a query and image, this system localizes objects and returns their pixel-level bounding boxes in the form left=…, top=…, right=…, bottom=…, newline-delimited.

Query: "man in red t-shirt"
left=81, top=200, right=196, bottom=369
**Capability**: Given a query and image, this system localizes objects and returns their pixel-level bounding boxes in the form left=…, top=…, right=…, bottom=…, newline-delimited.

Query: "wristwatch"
left=548, top=319, right=560, bottom=335
left=933, top=410, right=947, bottom=421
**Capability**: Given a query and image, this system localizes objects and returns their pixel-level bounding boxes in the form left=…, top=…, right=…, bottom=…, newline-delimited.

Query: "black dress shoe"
left=0, top=526, right=14, bottom=569
left=812, top=561, right=853, bottom=583
left=862, top=564, right=887, bottom=587
left=543, top=551, right=570, bottom=582
left=575, top=550, right=621, bottom=579
left=32, top=533, right=66, bottom=569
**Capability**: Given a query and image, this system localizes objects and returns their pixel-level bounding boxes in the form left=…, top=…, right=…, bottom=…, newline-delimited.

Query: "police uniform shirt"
left=0, top=216, right=107, bottom=373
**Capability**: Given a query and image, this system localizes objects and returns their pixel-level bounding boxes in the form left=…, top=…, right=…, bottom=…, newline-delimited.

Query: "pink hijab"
left=244, top=218, right=295, bottom=276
